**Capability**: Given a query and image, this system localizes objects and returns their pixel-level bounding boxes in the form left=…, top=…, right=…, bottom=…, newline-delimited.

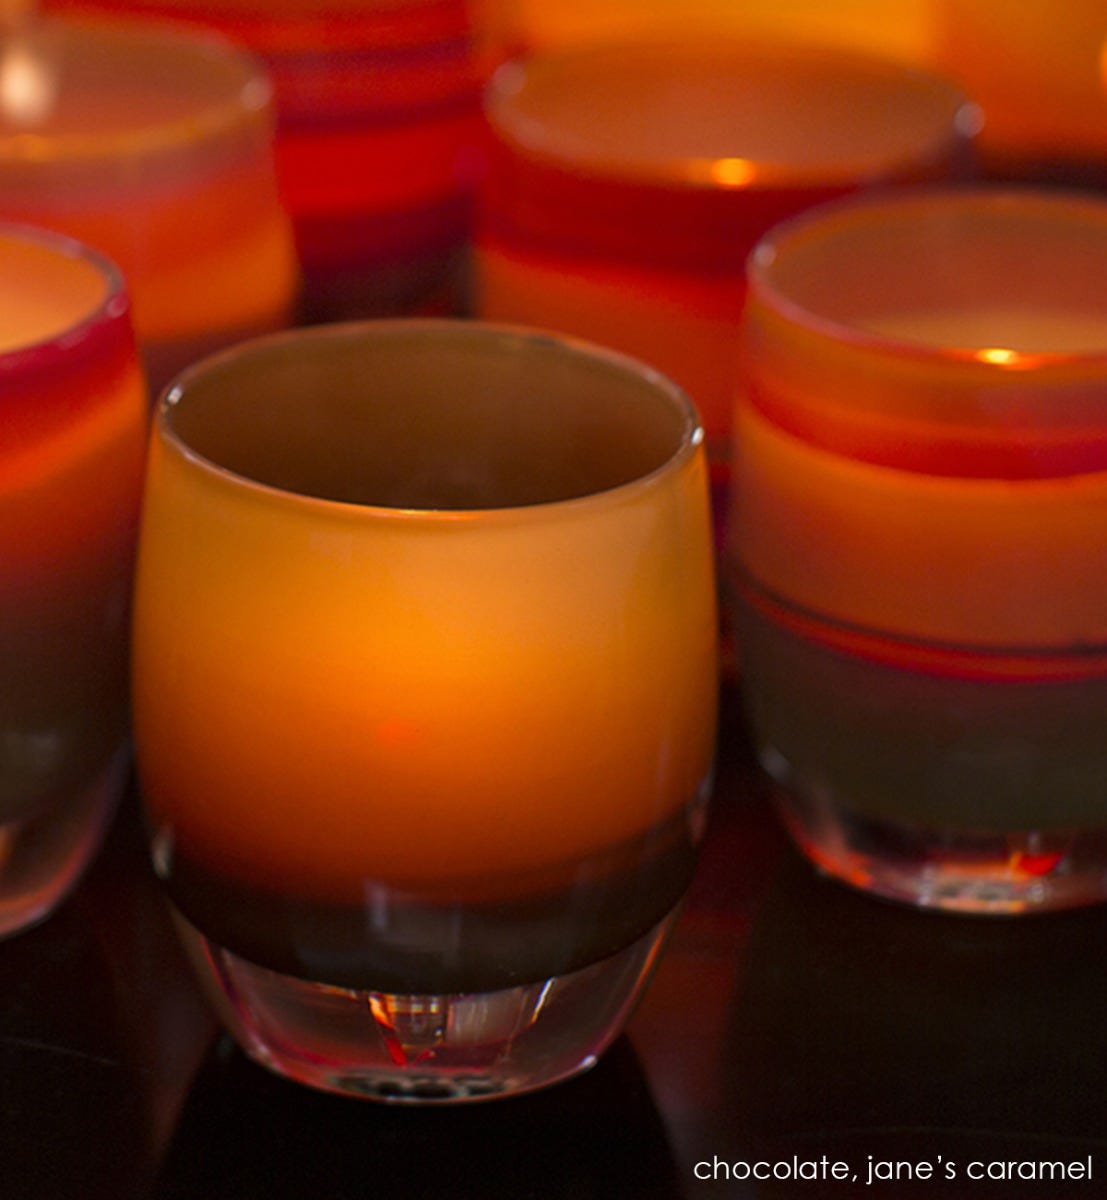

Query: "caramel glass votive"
left=0, top=14, right=298, bottom=391
left=0, top=222, right=147, bottom=936
left=729, top=186, right=1107, bottom=915
left=131, top=320, right=718, bottom=1101
left=475, top=39, right=975, bottom=492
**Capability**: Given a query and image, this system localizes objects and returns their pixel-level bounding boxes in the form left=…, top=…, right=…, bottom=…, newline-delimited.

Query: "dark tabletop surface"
left=4, top=683, right=1107, bottom=1199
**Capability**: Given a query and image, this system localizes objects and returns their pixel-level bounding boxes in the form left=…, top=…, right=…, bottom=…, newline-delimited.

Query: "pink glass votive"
left=0, top=14, right=299, bottom=392
left=44, top=0, right=488, bottom=319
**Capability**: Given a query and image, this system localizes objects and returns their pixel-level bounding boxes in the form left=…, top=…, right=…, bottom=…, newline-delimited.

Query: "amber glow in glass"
left=0, top=222, right=146, bottom=937
left=729, top=187, right=1107, bottom=915
left=132, top=320, right=718, bottom=1101
left=475, top=40, right=974, bottom=493
left=0, top=15, right=298, bottom=391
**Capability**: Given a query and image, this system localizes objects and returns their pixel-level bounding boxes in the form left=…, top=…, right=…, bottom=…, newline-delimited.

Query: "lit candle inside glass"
left=0, top=221, right=146, bottom=936
left=0, top=14, right=298, bottom=391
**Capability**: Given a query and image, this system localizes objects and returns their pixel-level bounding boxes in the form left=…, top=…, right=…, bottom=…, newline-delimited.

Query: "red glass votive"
left=474, top=39, right=976, bottom=494
left=1, top=222, right=147, bottom=936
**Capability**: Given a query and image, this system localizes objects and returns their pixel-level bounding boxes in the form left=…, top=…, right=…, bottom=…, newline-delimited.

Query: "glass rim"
left=0, top=220, right=130, bottom=372
left=156, top=318, right=706, bottom=521
left=746, top=184, right=1107, bottom=370
left=0, top=15, right=274, bottom=168
left=485, top=37, right=973, bottom=191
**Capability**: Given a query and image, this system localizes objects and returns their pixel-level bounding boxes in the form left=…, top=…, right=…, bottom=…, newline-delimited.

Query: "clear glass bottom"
left=764, top=747, right=1107, bottom=915
left=171, top=905, right=679, bottom=1103
left=0, top=749, right=126, bottom=939
left=735, top=583, right=1107, bottom=915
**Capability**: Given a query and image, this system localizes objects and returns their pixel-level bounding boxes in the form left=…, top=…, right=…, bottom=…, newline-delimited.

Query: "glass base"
left=764, top=748, right=1107, bottom=915
left=0, top=750, right=126, bottom=939
left=172, top=906, right=678, bottom=1103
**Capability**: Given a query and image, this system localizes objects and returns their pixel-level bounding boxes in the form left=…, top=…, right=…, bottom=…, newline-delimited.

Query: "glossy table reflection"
left=3, top=685, right=1106, bottom=1199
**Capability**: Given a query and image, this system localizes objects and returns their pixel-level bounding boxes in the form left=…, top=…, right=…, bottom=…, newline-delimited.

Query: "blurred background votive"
left=474, top=38, right=977, bottom=510
left=42, top=0, right=488, bottom=321
left=927, top=0, right=1107, bottom=186
left=729, top=186, right=1107, bottom=917
left=0, top=222, right=146, bottom=938
left=472, top=0, right=1107, bottom=189
left=0, top=12, right=298, bottom=392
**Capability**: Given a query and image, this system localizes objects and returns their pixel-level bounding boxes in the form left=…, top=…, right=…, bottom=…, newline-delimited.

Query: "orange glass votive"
left=132, top=320, right=718, bottom=1101
left=475, top=40, right=976, bottom=486
left=0, top=15, right=298, bottom=391
left=729, top=187, right=1107, bottom=914
left=0, top=222, right=147, bottom=936
left=45, top=0, right=487, bottom=320
left=929, top=0, right=1107, bottom=184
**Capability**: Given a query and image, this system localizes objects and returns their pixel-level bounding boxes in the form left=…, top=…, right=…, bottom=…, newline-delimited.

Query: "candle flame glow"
left=0, top=37, right=57, bottom=127
left=976, top=347, right=1021, bottom=366
left=709, top=157, right=756, bottom=187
